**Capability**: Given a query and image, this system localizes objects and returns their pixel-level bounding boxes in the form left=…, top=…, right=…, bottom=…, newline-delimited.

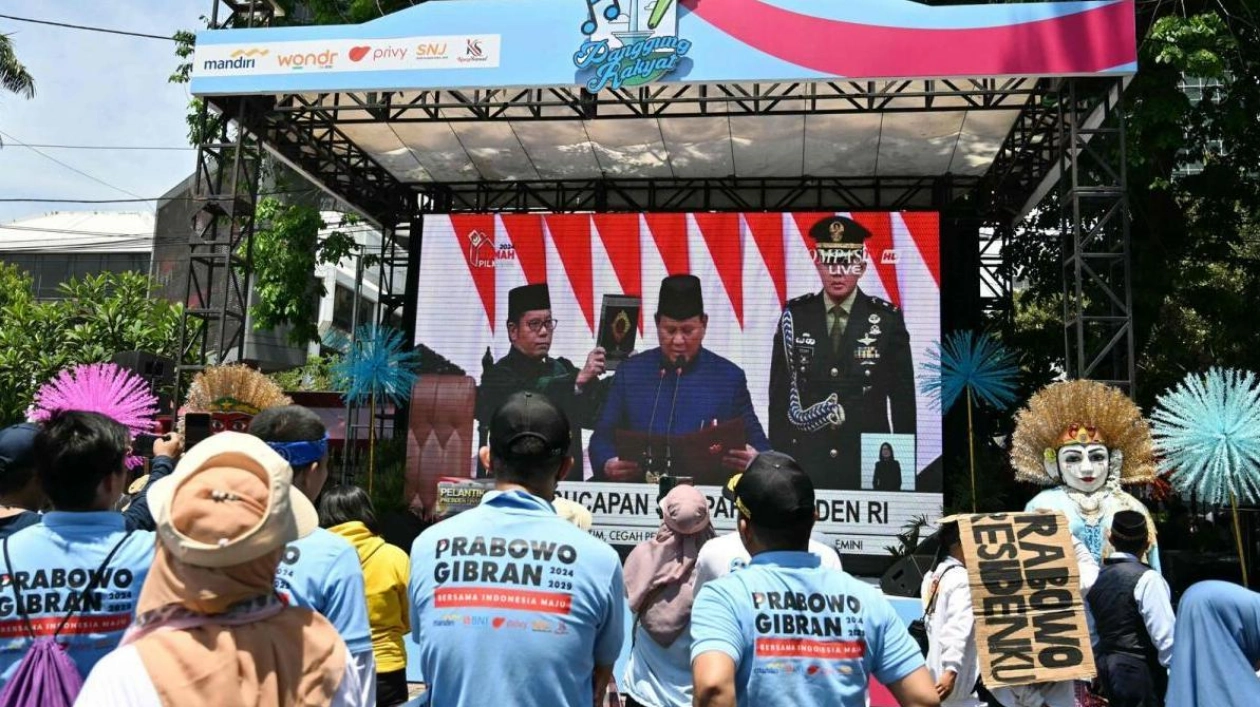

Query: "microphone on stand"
left=664, top=357, right=685, bottom=473
left=644, top=367, right=667, bottom=474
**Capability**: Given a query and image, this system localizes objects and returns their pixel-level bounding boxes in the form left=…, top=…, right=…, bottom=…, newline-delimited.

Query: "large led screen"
left=415, top=212, right=942, bottom=557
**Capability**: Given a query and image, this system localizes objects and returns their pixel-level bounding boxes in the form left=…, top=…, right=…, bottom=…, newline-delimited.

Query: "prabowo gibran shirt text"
left=276, top=526, right=374, bottom=660
left=0, top=512, right=155, bottom=684
left=410, top=490, right=625, bottom=707
left=690, top=551, right=924, bottom=707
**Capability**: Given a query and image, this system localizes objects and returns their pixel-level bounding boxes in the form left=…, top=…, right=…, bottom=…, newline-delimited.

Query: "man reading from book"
left=590, top=274, right=770, bottom=483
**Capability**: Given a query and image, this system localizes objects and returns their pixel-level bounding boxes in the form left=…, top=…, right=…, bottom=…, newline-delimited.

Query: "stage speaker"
left=879, top=529, right=942, bottom=598
left=111, top=351, right=177, bottom=413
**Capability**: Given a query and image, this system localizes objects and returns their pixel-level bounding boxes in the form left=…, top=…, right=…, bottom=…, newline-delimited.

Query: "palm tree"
left=1, top=33, right=35, bottom=99
left=0, top=32, right=34, bottom=148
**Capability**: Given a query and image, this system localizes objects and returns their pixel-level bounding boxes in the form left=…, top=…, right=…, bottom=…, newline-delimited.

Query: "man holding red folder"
left=590, top=274, right=770, bottom=482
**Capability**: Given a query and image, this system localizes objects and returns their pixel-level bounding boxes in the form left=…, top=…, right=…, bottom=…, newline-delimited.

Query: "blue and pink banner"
left=190, top=0, right=1136, bottom=96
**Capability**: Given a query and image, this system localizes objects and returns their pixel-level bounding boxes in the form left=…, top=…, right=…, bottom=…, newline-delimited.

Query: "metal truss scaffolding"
left=173, top=0, right=277, bottom=405
left=1058, top=78, right=1135, bottom=393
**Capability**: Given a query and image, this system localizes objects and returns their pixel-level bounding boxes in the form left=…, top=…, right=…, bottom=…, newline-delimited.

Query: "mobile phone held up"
left=133, top=433, right=160, bottom=458
left=185, top=413, right=212, bottom=448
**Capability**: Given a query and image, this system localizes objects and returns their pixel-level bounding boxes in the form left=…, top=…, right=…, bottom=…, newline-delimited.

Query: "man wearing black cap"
left=690, top=451, right=938, bottom=707
left=476, top=282, right=609, bottom=477
left=1085, top=511, right=1174, bottom=707
left=769, top=215, right=916, bottom=490
left=589, top=274, right=770, bottom=482
left=0, top=423, right=45, bottom=539
left=410, top=391, right=625, bottom=707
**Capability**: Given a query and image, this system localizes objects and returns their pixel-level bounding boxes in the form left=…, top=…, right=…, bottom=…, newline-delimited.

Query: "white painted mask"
left=1056, top=443, right=1110, bottom=493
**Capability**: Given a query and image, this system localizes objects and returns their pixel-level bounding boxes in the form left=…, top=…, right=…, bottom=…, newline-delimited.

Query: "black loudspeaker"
left=879, top=529, right=943, bottom=598
left=111, top=351, right=177, bottom=412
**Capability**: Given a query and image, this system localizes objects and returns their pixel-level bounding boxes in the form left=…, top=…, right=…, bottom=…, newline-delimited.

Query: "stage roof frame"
left=176, top=0, right=1140, bottom=398
left=191, top=0, right=1136, bottom=220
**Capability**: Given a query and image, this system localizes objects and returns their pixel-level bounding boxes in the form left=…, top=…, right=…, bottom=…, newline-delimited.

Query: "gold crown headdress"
left=1011, top=379, right=1156, bottom=485
left=183, top=364, right=293, bottom=433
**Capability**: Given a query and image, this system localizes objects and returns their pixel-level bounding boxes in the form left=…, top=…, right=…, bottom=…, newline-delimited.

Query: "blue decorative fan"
left=332, top=325, right=420, bottom=407
left=919, top=330, right=1020, bottom=512
left=331, top=325, right=420, bottom=492
left=920, top=330, right=1020, bottom=413
left=1152, top=368, right=1260, bottom=585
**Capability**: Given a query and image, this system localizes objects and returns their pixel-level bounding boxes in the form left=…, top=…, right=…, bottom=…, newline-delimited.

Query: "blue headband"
left=265, top=435, right=329, bottom=468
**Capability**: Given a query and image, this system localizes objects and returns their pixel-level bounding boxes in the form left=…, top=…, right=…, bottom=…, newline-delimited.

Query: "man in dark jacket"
left=476, top=283, right=608, bottom=477
left=1085, top=511, right=1174, bottom=707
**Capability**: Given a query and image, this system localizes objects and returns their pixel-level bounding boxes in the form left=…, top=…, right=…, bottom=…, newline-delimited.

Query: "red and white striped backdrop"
left=415, top=211, right=941, bottom=475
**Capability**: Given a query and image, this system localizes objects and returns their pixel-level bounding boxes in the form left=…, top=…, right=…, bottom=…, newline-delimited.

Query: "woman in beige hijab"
left=77, top=432, right=365, bottom=706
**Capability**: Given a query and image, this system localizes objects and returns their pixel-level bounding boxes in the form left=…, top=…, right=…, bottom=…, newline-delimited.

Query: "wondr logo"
left=276, top=50, right=339, bottom=71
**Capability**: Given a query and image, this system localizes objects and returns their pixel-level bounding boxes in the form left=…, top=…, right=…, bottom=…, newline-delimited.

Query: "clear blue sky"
left=0, top=1, right=206, bottom=224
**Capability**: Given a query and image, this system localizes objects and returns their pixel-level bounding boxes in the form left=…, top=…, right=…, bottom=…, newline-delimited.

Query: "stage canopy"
left=189, top=0, right=1136, bottom=214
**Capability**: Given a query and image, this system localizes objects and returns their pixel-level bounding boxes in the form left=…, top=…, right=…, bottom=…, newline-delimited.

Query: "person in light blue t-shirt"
left=0, top=412, right=162, bottom=685
left=250, top=406, right=376, bottom=705
left=691, top=452, right=939, bottom=707
left=411, top=391, right=625, bottom=707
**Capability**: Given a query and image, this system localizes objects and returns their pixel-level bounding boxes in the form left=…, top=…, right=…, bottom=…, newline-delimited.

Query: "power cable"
left=0, top=130, right=149, bottom=202
left=0, top=14, right=179, bottom=42
left=12, top=143, right=195, bottom=152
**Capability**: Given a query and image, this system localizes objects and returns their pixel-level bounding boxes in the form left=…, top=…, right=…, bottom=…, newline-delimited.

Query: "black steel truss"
left=417, top=176, right=979, bottom=214
left=1059, top=77, right=1135, bottom=393
left=173, top=1, right=278, bottom=409
left=270, top=77, right=1040, bottom=122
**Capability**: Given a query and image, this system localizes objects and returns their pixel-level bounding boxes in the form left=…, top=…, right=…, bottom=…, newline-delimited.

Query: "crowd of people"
left=0, top=388, right=1259, bottom=706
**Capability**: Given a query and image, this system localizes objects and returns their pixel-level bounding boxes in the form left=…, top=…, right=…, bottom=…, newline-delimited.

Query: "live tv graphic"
left=416, top=212, right=942, bottom=556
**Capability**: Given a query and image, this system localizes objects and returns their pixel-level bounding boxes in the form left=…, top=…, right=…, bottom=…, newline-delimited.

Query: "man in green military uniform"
left=476, top=283, right=608, bottom=477
left=768, top=216, right=916, bottom=490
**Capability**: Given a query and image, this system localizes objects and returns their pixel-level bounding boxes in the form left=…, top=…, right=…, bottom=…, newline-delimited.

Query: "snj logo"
left=276, top=50, right=339, bottom=71
left=416, top=42, right=449, bottom=60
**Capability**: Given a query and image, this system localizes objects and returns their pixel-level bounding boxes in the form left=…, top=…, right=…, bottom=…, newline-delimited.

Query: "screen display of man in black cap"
left=689, top=451, right=937, bottom=707
left=1085, top=510, right=1174, bottom=707
left=589, top=274, right=770, bottom=482
left=769, top=215, right=916, bottom=490
left=476, top=282, right=609, bottom=477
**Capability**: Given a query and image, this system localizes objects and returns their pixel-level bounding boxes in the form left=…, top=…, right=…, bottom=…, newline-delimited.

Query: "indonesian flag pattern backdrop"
left=415, top=211, right=942, bottom=477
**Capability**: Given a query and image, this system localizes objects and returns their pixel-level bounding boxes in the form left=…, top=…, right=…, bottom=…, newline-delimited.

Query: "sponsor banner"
left=194, top=34, right=501, bottom=77
left=556, top=481, right=941, bottom=555
left=957, top=512, right=1096, bottom=688
left=191, top=0, right=1136, bottom=95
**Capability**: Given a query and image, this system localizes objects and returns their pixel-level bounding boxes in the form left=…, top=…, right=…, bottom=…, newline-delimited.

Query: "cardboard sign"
left=956, top=512, right=1096, bottom=688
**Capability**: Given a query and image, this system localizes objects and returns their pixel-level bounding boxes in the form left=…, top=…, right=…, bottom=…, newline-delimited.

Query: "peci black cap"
left=508, top=283, right=552, bottom=322
left=733, top=451, right=816, bottom=528
left=0, top=423, right=38, bottom=476
left=657, top=274, right=704, bottom=321
left=489, top=391, right=571, bottom=463
left=1110, top=510, right=1148, bottom=544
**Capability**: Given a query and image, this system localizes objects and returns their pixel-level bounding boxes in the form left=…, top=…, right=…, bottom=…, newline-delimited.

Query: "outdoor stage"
left=182, top=0, right=1138, bottom=568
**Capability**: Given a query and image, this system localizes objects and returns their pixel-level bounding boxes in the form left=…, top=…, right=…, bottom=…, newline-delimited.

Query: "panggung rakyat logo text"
left=572, top=0, right=690, bottom=93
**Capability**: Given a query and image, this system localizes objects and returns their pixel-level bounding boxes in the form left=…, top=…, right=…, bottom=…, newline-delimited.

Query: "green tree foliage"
left=269, top=353, right=344, bottom=392
left=1006, top=1, right=1260, bottom=407
left=249, top=197, right=360, bottom=344
left=0, top=269, right=184, bottom=425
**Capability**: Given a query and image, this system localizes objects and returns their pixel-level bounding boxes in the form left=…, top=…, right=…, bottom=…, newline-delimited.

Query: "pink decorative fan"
left=28, top=363, right=159, bottom=469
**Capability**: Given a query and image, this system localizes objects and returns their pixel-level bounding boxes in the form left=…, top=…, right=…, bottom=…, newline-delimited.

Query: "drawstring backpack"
left=0, top=532, right=132, bottom=707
